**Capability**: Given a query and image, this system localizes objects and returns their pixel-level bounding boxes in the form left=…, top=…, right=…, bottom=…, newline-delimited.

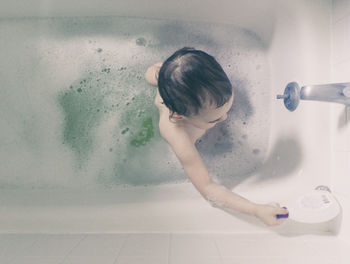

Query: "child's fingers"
left=274, top=207, right=289, bottom=221
left=273, top=211, right=288, bottom=225
left=276, top=207, right=289, bottom=215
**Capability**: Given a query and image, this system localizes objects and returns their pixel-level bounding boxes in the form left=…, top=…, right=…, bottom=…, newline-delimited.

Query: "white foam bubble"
left=0, top=16, right=271, bottom=189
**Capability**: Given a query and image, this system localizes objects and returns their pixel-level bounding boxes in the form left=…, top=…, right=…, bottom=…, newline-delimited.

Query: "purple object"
left=276, top=206, right=289, bottom=219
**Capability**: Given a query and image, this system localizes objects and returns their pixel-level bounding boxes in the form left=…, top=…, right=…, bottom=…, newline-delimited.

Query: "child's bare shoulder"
left=157, top=106, right=206, bottom=146
left=158, top=111, right=189, bottom=144
left=158, top=115, right=198, bottom=164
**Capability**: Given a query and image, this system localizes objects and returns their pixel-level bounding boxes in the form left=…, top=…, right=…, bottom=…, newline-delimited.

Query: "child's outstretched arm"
left=162, top=127, right=288, bottom=227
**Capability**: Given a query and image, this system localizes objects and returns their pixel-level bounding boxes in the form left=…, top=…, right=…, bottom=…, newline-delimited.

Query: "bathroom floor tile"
left=20, top=234, right=85, bottom=256
left=222, top=257, right=337, bottom=264
left=10, top=256, right=67, bottom=264
left=118, top=233, right=170, bottom=257
left=63, top=233, right=127, bottom=256
left=115, top=256, right=168, bottom=264
left=214, top=233, right=317, bottom=257
left=7, top=234, right=85, bottom=264
left=0, top=233, right=42, bottom=263
left=169, top=256, right=222, bottom=264
left=2, top=233, right=349, bottom=264
left=170, top=233, right=220, bottom=258
left=304, top=238, right=350, bottom=262
left=63, top=255, right=121, bottom=264
left=62, top=233, right=128, bottom=264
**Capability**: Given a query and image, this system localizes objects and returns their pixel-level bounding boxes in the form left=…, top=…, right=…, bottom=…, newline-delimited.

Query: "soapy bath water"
left=0, top=16, right=270, bottom=189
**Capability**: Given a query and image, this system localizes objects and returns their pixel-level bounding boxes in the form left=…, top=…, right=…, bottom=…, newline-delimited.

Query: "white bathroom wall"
left=331, top=0, right=350, bottom=244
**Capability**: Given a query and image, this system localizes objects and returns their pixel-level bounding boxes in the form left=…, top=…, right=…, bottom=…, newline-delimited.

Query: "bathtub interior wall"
left=331, top=0, right=350, bottom=245
left=0, top=0, right=341, bottom=235
left=0, top=0, right=277, bottom=44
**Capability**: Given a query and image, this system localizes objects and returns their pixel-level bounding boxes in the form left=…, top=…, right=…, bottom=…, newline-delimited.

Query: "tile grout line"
left=59, top=234, right=88, bottom=264
left=6, top=234, right=44, bottom=264
left=167, top=233, right=172, bottom=264
left=112, top=233, right=130, bottom=264
left=333, top=10, right=350, bottom=25
left=213, top=234, right=224, bottom=264
left=333, top=57, right=350, bottom=67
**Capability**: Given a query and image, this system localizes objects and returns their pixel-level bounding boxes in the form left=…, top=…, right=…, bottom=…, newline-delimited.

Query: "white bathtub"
left=0, top=0, right=349, bottom=250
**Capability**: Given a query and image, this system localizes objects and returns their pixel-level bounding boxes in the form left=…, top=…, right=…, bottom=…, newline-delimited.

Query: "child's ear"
left=169, top=112, right=185, bottom=122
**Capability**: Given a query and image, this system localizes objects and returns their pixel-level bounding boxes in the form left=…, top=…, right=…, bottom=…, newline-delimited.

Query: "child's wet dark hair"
left=157, top=47, right=233, bottom=120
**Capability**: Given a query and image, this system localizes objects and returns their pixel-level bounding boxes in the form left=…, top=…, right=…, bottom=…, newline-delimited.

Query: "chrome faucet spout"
left=300, top=82, right=350, bottom=105
left=277, top=82, right=350, bottom=111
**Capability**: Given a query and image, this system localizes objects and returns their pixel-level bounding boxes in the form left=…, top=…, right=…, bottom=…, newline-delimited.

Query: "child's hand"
left=254, top=203, right=289, bottom=226
left=145, top=62, right=163, bottom=86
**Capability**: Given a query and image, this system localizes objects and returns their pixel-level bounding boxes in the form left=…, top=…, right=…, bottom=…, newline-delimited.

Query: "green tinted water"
left=0, top=16, right=270, bottom=189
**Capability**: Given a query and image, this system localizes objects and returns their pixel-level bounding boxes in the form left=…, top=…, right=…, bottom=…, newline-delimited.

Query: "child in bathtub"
left=145, top=47, right=289, bottom=226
